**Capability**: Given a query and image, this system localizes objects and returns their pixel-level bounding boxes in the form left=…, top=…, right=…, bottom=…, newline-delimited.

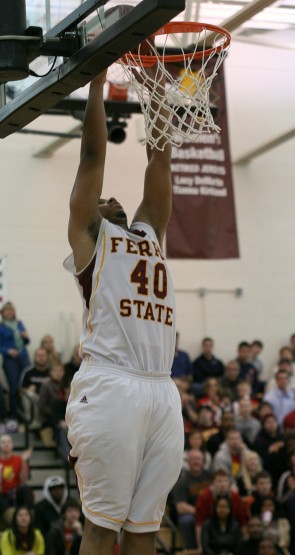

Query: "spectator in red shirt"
left=195, top=469, right=247, bottom=550
left=0, top=434, right=33, bottom=515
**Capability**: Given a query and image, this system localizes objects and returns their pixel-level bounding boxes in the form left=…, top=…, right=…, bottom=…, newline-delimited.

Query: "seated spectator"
left=21, top=347, right=50, bottom=430
left=0, top=302, right=31, bottom=418
left=207, top=412, right=235, bottom=458
left=196, top=405, right=219, bottom=442
left=39, top=364, right=66, bottom=447
left=250, top=471, right=273, bottom=516
left=177, top=380, right=198, bottom=439
left=264, top=431, right=295, bottom=492
left=266, top=359, right=295, bottom=393
left=219, top=388, right=233, bottom=414
left=34, top=475, right=69, bottom=538
left=171, top=332, right=193, bottom=379
left=171, top=449, right=212, bottom=549
left=271, top=346, right=295, bottom=379
left=237, top=450, right=263, bottom=497
left=196, top=469, right=247, bottom=550
left=192, top=337, right=224, bottom=385
left=183, top=429, right=212, bottom=471
left=219, top=360, right=241, bottom=401
left=0, top=434, right=33, bottom=516
left=250, top=340, right=264, bottom=379
left=236, top=341, right=259, bottom=396
left=40, top=334, right=62, bottom=370
left=264, top=369, right=295, bottom=427
left=46, top=499, right=83, bottom=555
left=260, top=496, right=290, bottom=554
left=197, top=377, right=222, bottom=425
left=256, top=400, right=274, bottom=418
left=235, top=398, right=261, bottom=445
left=213, top=428, right=249, bottom=480
left=253, top=414, right=284, bottom=465
left=201, top=496, right=241, bottom=555
left=240, top=516, right=264, bottom=555
left=63, top=345, right=82, bottom=386
left=233, top=381, right=260, bottom=414
left=0, top=506, right=45, bottom=555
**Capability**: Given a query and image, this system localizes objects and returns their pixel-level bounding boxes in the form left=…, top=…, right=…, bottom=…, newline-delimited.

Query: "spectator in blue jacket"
left=171, top=332, right=193, bottom=379
left=0, top=302, right=30, bottom=417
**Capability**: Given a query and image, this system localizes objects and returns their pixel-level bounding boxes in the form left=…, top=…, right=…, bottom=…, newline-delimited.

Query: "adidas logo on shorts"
left=79, top=395, right=88, bottom=404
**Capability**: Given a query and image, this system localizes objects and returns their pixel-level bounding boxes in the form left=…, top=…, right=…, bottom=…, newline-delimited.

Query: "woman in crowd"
left=0, top=302, right=30, bottom=417
left=197, top=378, right=222, bottom=425
left=39, top=334, right=61, bottom=370
left=0, top=506, right=45, bottom=555
left=183, top=429, right=212, bottom=471
left=201, top=496, right=241, bottom=555
left=238, top=450, right=263, bottom=497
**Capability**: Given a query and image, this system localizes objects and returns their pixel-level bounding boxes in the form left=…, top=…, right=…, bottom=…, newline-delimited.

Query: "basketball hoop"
left=116, top=22, right=231, bottom=150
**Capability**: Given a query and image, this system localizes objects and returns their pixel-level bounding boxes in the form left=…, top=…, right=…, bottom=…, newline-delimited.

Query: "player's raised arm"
left=68, top=71, right=108, bottom=272
left=132, top=67, right=172, bottom=248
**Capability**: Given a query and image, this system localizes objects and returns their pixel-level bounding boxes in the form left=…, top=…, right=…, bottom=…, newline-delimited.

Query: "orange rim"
left=121, top=21, right=231, bottom=67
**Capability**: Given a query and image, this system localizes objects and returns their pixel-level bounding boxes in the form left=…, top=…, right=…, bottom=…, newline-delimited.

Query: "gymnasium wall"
left=0, top=40, right=294, bottom=376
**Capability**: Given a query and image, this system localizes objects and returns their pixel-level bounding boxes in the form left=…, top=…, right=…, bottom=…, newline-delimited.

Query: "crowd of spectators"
left=1, top=301, right=295, bottom=554
left=0, top=301, right=83, bottom=554
left=170, top=333, right=295, bottom=554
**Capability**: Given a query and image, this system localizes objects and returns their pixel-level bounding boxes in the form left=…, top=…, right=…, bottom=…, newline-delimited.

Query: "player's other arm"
left=132, top=71, right=172, bottom=248
left=68, top=71, right=108, bottom=272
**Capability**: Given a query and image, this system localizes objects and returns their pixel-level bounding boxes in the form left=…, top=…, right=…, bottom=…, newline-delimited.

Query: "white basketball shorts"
left=66, top=360, right=184, bottom=533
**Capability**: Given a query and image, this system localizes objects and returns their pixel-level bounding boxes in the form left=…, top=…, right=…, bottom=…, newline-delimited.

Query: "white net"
left=116, top=24, right=230, bottom=150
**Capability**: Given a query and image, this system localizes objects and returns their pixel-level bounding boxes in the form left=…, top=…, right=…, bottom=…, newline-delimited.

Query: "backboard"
left=0, top=0, right=185, bottom=138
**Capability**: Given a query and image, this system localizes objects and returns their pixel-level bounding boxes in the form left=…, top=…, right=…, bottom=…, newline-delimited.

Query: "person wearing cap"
left=0, top=302, right=31, bottom=417
left=34, top=475, right=69, bottom=538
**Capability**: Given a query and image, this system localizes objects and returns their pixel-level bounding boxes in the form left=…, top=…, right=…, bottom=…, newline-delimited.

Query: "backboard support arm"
left=0, top=0, right=185, bottom=139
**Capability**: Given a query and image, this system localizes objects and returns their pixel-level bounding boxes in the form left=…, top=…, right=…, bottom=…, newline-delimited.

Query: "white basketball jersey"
left=64, top=219, right=176, bottom=374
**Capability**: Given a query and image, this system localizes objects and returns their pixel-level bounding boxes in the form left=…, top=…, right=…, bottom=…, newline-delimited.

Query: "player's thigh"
left=66, top=370, right=151, bottom=526
left=125, top=380, right=184, bottom=532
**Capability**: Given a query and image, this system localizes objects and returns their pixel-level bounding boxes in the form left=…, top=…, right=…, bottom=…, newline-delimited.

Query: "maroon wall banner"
left=166, top=63, right=239, bottom=259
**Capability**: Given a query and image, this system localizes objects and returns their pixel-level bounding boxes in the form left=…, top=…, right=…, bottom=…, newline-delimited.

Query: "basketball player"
left=64, top=67, right=184, bottom=555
